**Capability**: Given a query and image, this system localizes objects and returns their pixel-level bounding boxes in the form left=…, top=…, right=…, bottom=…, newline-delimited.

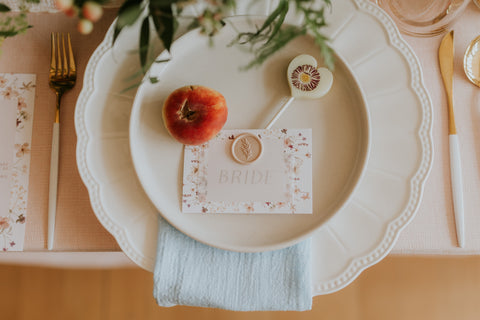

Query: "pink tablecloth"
left=394, top=3, right=480, bottom=254
left=0, top=10, right=121, bottom=252
left=1, top=4, right=480, bottom=261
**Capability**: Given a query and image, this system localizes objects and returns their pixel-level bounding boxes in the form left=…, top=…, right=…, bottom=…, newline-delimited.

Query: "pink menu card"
left=0, top=74, right=36, bottom=251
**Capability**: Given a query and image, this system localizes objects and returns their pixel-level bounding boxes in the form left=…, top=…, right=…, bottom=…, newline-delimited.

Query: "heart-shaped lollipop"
left=264, top=54, right=333, bottom=129
left=287, top=54, right=333, bottom=99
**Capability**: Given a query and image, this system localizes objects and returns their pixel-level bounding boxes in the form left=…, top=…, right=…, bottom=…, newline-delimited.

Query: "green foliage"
left=0, top=0, right=46, bottom=42
left=149, top=1, right=176, bottom=51
left=130, top=0, right=334, bottom=74
left=112, top=0, right=333, bottom=74
left=113, top=0, right=145, bottom=43
left=230, top=0, right=334, bottom=70
left=139, top=16, right=150, bottom=70
left=0, top=11, right=31, bottom=39
left=0, top=4, right=11, bottom=12
left=113, top=0, right=237, bottom=72
left=232, top=25, right=307, bottom=70
left=1, top=0, right=333, bottom=74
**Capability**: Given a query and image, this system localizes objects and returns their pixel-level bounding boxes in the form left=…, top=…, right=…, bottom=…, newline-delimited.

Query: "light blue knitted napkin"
left=153, top=219, right=312, bottom=311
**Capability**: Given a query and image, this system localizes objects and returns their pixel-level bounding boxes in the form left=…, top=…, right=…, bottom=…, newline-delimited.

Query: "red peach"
left=162, top=85, right=228, bottom=145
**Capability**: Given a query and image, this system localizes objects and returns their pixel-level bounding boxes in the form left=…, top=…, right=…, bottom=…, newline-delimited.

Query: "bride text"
left=218, top=169, right=273, bottom=185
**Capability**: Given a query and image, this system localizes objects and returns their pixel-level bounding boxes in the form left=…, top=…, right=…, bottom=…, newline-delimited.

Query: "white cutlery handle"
left=48, top=122, right=60, bottom=250
left=449, top=134, right=465, bottom=248
left=264, top=96, right=295, bottom=129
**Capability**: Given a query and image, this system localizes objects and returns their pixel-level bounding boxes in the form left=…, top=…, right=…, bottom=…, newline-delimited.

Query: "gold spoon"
left=464, top=35, right=480, bottom=87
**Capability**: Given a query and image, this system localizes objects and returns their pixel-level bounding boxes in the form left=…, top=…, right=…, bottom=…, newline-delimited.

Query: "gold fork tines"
left=50, top=33, right=56, bottom=75
left=61, top=34, right=68, bottom=77
left=47, top=32, right=76, bottom=250
left=49, top=33, right=77, bottom=122
left=67, top=34, right=76, bottom=75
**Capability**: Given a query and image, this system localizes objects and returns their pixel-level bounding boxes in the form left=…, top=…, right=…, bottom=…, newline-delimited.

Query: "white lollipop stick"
left=265, top=96, right=295, bottom=129
left=264, top=54, right=333, bottom=129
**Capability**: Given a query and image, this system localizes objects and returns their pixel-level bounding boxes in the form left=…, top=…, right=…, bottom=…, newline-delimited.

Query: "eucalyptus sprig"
left=113, top=0, right=333, bottom=75
left=229, top=0, right=333, bottom=70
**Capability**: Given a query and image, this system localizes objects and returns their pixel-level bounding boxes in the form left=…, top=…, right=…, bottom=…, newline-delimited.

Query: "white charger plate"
left=75, top=0, right=433, bottom=294
left=129, top=16, right=370, bottom=252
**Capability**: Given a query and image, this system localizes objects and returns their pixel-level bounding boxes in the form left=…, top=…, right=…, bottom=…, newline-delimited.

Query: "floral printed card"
left=182, top=129, right=312, bottom=214
left=0, top=74, right=36, bottom=251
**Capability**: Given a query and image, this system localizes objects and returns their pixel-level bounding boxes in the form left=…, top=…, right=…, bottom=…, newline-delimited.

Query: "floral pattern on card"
left=0, top=73, right=36, bottom=251
left=183, top=129, right=312, bottom=214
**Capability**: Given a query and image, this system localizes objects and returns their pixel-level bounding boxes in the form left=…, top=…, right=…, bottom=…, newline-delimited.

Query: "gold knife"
left=438, top=30, right=465, bottom=248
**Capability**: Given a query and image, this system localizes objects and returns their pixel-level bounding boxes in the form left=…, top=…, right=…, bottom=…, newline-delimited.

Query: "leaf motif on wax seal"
left=240, top=138, right=253, bottom=161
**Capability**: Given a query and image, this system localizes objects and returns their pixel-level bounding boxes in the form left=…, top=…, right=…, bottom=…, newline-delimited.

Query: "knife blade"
left=438, top=30, right=465, bottom=248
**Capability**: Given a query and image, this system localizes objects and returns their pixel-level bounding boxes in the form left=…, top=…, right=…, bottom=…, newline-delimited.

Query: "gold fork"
left=47, top=33, right=76, bottom=250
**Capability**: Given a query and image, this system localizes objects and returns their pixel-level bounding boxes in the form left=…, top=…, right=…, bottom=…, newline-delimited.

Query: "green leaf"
left=123, top=68, right=144, bottom=82
left=113, top=25, right=122, bottom=45
left=139, top=16, right=150, bottom=71
left=117, top=5, right=143, bottom=27
left=149, top=77, right=159, bottom=83
left=228, top=0, right=288, bottom=46
left=265, top=0, right=288, bottom=44
left=120, top=81, right=142, bottom=94
left=0, top=30, right=19, bottom=37
left=149, top=3, right=176, bottom=51
left=0, top=4, right=11, bottom=12
left=255, top=0, right=288, bottom=36
left=315, top=35, right=334, bottom=70
left=150, top=0, right=178, bottom=6
left=241, top=26, right=305, bottom=70
left=113, top=0, right=143, bottom=45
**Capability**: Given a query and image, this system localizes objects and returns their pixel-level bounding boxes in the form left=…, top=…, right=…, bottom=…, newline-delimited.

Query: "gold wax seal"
left=231, top=133, right=263, bottom=164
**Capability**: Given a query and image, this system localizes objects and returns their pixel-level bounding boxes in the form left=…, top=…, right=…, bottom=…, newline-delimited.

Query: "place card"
left=0, top=73, right=36, bottom=251
left=182, top=129, right=312, bottom=214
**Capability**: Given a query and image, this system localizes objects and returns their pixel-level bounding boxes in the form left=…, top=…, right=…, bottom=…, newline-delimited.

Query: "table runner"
left=394, top=4, right=480, bottom=254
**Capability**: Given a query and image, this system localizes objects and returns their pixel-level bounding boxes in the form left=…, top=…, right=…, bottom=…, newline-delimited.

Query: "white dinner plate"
left=75, top=0, right=433, bottom=294
left=129, top=16, right=370, bottom=252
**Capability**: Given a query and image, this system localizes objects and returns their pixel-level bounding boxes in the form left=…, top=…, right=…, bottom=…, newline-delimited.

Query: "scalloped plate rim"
left=74, top=0, right=434, bottom=295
